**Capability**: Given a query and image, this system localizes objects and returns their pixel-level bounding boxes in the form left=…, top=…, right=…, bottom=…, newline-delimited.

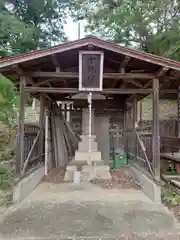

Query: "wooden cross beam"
left=28, top=71, right=154, bottom=79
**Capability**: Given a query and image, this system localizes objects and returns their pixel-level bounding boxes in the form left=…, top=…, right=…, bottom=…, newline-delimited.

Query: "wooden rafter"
left=144, top=67, right=169, bottom=88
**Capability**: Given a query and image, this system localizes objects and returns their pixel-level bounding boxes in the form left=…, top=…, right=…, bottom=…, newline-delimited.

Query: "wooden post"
left=177, top=86, right=180, bottom=137
left=140, top=100, right=143, bottom=121
left=45, top=108, right=49, bottom=175
left=124, top=103, right=128, bottom=158
left=39, top=94, right=45, bottom=161
left=16, top=76, right=26, bottom=174
left=152, top=78, right=160, bottom=181
left=133, top=95, right=137, bottom=160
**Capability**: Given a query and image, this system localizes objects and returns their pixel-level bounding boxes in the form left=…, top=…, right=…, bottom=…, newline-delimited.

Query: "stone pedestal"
left=64, top=108, right=112, bottom=182
left=64, top=165, right=111, bottom=182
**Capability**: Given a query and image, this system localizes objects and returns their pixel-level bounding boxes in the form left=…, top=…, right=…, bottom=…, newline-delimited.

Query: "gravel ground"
left=43, top=166, right=141, bottom=190
left=43, top=167, right=66, bottom=183
left=91, top=167, right=141, bottom=189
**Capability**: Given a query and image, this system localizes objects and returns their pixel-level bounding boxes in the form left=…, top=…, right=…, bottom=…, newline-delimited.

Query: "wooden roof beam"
left=156, top=66, right=169, bottom=78
left=143, top=67, right=169, bottom=88
left=12, top=64, right=24, bottom=76
left=123, top=79, right=143, bottom=88
left=11, top=64, right=35, bottom=85
left=24, top=87, right=153, bottom=94
left=28, top=71, right=154, bottom=80
left=51, top=54, right=59, bottom=68
left=120, top=56, right=131, bottom=69
left=35, top=78, right=68, bottom=87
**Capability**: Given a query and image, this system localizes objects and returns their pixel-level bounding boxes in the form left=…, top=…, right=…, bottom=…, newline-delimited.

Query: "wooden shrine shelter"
left=1, top=35, right=180, bottom=183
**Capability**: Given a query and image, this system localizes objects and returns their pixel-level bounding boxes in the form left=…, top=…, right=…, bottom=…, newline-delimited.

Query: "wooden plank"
left=133, top=95, right=138, bottom=160
left=152, top=78, right=160, bottom=181
left=29, top=71, right=154, bottom=79
left=16, top=76, right=26, bottom=174
left=24, top=87, right=154, bottom=94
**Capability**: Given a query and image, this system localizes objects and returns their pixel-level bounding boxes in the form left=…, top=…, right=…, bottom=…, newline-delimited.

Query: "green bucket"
left=119, top=154, right=128, bottom=165
left=113, top=158, right=119, bottom=169
left=113, top=154, right=128, bottom=168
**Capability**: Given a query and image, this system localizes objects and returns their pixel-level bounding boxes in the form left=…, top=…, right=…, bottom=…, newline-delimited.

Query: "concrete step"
left=78, top=141, right=98, bottom=151
left=75, top=151, right=102, bottom=161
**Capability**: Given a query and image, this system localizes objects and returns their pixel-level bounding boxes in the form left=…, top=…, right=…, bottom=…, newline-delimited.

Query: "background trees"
left=70, top=0, right=180, bottom=60
left=0, top=0, right=69, bottom=57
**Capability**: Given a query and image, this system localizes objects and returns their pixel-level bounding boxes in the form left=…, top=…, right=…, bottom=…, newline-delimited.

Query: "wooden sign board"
left=79, top=51, right=104, bottom=91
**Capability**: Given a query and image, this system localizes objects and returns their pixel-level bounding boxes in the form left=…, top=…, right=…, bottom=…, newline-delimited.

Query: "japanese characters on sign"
left=79, top=51, right=104, bottom=91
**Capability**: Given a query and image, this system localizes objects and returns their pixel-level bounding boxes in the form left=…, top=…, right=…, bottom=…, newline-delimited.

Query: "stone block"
left=64, top=165, right=77, bottom=181
left=81, top=165, right=112, bottom=181
left=74, top=151, right=102, bottom=161
left=64, top=164, right=111, bottom=182
left=80, top=135, right=96, bottom=141
left=78, top=141, right=98, bottom=152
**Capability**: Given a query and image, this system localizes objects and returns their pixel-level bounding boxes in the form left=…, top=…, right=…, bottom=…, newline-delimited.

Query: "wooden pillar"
left=124, top=103, right=128, bottom=157
left=133, top=95, right=137, bottom=160
left=177, top=86, right=180, bottom=137
left=152, top=78, right=160, bottom=180
left=16, top=76, right=26, bottom=174
left=39, top=94, right=45, bottom=161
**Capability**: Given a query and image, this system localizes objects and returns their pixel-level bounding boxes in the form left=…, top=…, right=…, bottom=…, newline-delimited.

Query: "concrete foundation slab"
left=13, top=166, right=45, bottom=204
left=0, top=182, right=178, bottom=239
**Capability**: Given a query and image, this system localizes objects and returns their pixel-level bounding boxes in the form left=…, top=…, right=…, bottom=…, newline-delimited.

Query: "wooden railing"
left=161, top=136, right=180, bottom=155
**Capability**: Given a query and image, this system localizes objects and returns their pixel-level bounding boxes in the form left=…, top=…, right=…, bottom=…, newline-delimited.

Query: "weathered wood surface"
left=152, top=78, right=160, bottom=180
left=16, top=76, right=26, bottom=173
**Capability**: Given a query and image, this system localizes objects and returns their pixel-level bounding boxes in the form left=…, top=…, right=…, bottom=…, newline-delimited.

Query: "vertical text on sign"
left=79, top=51, right=104, bottom=91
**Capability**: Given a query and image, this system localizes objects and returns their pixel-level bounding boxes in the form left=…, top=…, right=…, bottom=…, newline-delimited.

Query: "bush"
left=0, top=166, right=15, bottom=190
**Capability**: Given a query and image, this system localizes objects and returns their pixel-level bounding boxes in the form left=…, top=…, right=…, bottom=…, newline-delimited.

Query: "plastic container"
left=113, top=158, right=119, bottom=169
left=113, top=153, right=128, bottom=168
left=119, top=154, right=128, bottom=165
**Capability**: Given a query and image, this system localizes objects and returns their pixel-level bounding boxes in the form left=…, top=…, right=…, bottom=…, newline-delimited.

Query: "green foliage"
left=161, top=185, right=180, bottom=206
left=0, top=0, right=70, bottom=56
left=0, top=166, right=14, bottom=190
left=0, top=76, right=18, bottom=128
left=70, top=0, right=180, bottom=60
